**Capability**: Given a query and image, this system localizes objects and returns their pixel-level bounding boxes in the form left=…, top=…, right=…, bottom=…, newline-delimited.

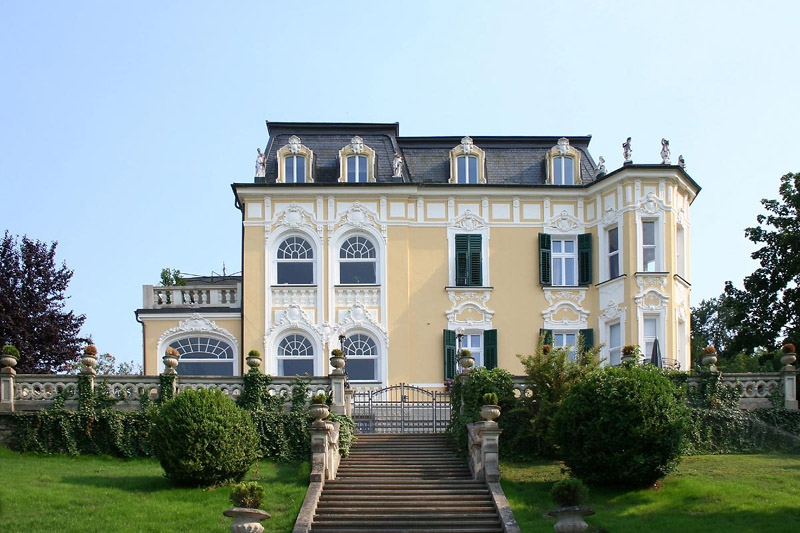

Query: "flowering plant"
left=165, top=347, right=179, bottom=357
left=443, top=380, right=454, bottom=393
left=83, top=345, right=98, bottom=356
left=703, top=346, right=717, bottom=355
left=782, top=344, right=796, bottom=354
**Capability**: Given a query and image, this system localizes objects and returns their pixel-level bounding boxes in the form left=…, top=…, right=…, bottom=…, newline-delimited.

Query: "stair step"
left=311, top=519, right=502, bottom=527
left=312, top=529, right=502, bottom=533
left=316, top=503, right=496, bottom=511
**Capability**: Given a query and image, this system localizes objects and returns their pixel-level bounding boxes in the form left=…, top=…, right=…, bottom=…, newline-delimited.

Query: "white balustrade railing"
left=271, top=286, right=318, bottom=307
left=143, top=283, right=240, bottom=309
left=335, top=286, right=380, bottom=307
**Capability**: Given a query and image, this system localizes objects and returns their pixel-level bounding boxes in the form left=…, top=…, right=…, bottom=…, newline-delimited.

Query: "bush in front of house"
left=151, top=388, right=258, bottom=486
left=553, top=365, right=688, bottom=487
left=448, top=367, right=516, bottom=453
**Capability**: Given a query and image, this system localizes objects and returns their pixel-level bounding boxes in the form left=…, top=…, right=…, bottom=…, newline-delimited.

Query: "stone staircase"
left=310, top=433, right=505, bottom=532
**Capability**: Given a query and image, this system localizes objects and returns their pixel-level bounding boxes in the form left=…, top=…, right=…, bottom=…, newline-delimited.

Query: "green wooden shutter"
left=539, top=328, right=553, bottom=345
left=578, top=233, right=592, bottom=286
left=455, top=235, right=468, bottom=286
left=468, top=235, right=482, bottom=286
left=443, top=329, right=457, bottom=380
left=580, top=328, right=594, bottom=351
left=484, top=329, right=497, bottom=369
left=539, top=233, right=552, bottom=285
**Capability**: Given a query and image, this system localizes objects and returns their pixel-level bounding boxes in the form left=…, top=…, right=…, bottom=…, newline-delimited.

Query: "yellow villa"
left=136, top=122, right=700, bottom=387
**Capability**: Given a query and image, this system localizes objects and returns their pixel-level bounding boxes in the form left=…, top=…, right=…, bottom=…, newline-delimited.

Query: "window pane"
left=565, top=334, right=576, bottom=346
left=644, top=248, right=656, bottom=271
left=564, top=241, right=574, bottom=254
left=609, top=254, right=619, bottom=279
left=468, top=156, right=478, bottom=183
left=295, top=156, right=305, bottom=183
left=177, top=361, right=233, bottom=376
left=281, top=359, right=314, bottom=376
left=347, top=156, right=356, bottom=182
left=470, top=334, right=481, bottom=346
left=553, top=259, right=563, bottom=286
left=457, top=156, right=466, bottom=183
left=340, top=262, right=376, bottom=284
left=608, top=228, right=618, bottom=253
left=277, top=262, right=314, bottom=284
left=609, top=323, right=620, bottom=348
left=347, top=358, right=376, bottom=381
left=358, top=156, right=368, bottom=182
left=285, top=157, right=294, bottom=182
left=644, top=318, right=657, bottom=338
left=553, top=241, right=562, bottom=253
left=564, top=159, right=574, bottom=184
left=554, top=158, right=563, bottom=185
left=565, top=257, right=575, bottom=285
left=643, top=221, right=655, bottom=245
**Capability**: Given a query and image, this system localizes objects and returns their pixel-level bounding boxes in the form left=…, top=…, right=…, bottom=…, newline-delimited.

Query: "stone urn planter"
left=1, top=345, right=19, bottom=374
left=162, top=347, right=179, bottom=374
left=310, top=403, right=330, bottom=428
left=546, top=506, right=595, bottom=533
left=81, top=353, right=98, bottom=375
left=458, top=349, right=475, bottom=374
left=330, top=350, right=346, bottom=375
left=781, top=344, right=797, bottom=369
left=246, top=350, right=262, bottom=371
left=480, top=404, right=501, bottom=422
left=222, top=508, right=270, bottom=533
left=702, top=347, right=718, bottom=370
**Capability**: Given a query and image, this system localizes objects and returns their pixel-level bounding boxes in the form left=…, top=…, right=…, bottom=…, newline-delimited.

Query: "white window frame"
left=276, top=333, right=315, bottom=376
left=607, top=226, right=621, bottom=280
left=342, top=332, right=380, bottom=383
left=552, top=156, right=575, bottom=185
left=553, top=331, right=579, bottom=361
left=337, top=234, right=379, bottom=285
left=675, top=223, right=686, bottom=278
left=446, top=221, right=490, bottom=287
left=639, top=313, right=666, bottom=363
left=167, top=335, right=237, bottom=376
left=346, top=155, right=369, bottom=183
left=284, top=155, right=307, bottom=183
left=636, top=213, right=665, bottom=272
left=457, top=331, right=484, bottom=370
left=551, top=237, right=578, bottom=287
left=607, top=322, right=622, bottom=366
left=456, top=155, right=480, bottom=184
left=276, top=235, right=315, bottom=285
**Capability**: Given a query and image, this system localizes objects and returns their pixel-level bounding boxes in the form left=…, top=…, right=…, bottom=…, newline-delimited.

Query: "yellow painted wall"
left=141, top=318, right=243, bottom=374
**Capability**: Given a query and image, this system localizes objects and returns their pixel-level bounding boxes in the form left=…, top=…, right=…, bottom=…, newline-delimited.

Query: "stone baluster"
left=329, top=350, right=347, bottom=415
left=0, top=353, right=17, bottom=413
left=467, top=405, right=503, bottom=483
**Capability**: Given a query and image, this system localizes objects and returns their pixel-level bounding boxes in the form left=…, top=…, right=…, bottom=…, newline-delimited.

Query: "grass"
left=501, top=454, right=800, bottom=532
left=0, top=447, right=309, bottom=532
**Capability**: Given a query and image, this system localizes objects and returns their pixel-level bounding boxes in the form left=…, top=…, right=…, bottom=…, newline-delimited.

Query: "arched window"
left=277, top=334, right=314, bottom=376
left=169, top=336, right=234, bottom=376
left=342, top=333, right=378, bottom=381
left=284, top=155, right=306, bottom=183
left=277, top=236, right=314, bottom=284
left=346, top=155, right=369, bottom=182
left=456, top=155, right=479, bottom=184
left=552, top=156, right=575, bottom=185
left=339, top=236, right=377, bottom=284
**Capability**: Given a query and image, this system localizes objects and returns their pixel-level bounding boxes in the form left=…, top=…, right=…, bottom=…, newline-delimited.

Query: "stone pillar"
left=344, top=389, right=354, bottom=417
left=309, top=421, right=340, bottom=482
left=782, top=368, right=798, bottom=410
left=467, top=421, right=503, bottom=483
left=0, top=364, right=15, bottom=413
left=330, top=374, right=346, bottom=416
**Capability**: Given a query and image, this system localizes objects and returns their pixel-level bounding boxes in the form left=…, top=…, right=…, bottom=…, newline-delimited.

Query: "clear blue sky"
left=2, top=1, right=799, bottom=367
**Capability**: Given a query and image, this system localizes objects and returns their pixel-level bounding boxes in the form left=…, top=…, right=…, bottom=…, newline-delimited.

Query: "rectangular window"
left=608, top=227, right=620, bottom=279
left=552, top=239, right=577, bottom=286
left=642, top=221, right=656, bottom=271
left=460, top=334, right=483, bottom=368
left=676, top=225, right=685, bottom=278
left=347, top=155, right=368, bottom=183
left=455, top=234, right=482, bottom=286
left=553, top=157, right=574, bottom=185
left=608, top=322, right=621, bottom=366
left=457, top=156, right=479, bottom=184
left=643, top=316, right=658, bottom=359
left=284, top=155, right=306, bottom=183
left=554, top=332, right=577, bottom=361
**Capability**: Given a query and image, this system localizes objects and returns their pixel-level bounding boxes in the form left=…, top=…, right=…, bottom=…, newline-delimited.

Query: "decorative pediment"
left=446, top=288, right=494, bottom=329
left=637, top=192, right=668, bottom=215
left=287, top=135, right=302, bottom=154
left=270, top=203, right=324, bottom=239
left=350, top=136, right=365, bottom=154
left=636, top=273, right=667, bottom=293
left=266, top=304, right=322, bottom=338
left=158, top=314, right=238, bottom=351
left=635, top=290, right=669, bottom=311
left=337, top=302, right=388, bottom=341
left=542, top=301, right=589, bottom=328
left=460, top=136, right=474, bottom=155
left=544, top=288, right=587, bottom=307
left=602, top=207, right=617, bottom=226
left=549, top=210, right=581, bottom=233
left=331, top=201, right=387, bottom=242
left=452, top=210, right=486, bottom=231
left=600, top=300, right=625, bottom=321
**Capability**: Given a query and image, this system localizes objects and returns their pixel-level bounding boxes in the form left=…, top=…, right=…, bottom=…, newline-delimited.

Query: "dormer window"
left=449, top=136, right=486, bottom=184
left=547, top=137, right=581, bottom=185
left=277, top=135, right=314, bottom=183
left=339, top=136, right=376, bottom=183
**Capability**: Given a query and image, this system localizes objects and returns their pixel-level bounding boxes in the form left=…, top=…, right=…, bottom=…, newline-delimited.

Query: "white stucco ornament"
left=638, top=192, right=666, bottom=215
left=461, top=136, right=474, bottom=155
left=602, top=207, right=617, bottom=226
left=350, top=136, right=364, bottom=154
left=453, top=210, right=485, bottom=231
left=157, top=313, right=239, bottom=355
left=288, top=135, right=302, bottom=154
left=549, top=210, right=580, bottom=232
left=557, top=137, right=570, bottom=156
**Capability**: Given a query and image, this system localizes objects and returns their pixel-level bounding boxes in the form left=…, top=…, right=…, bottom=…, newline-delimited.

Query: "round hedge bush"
left=151, top=388, right=258, bottom=486
left=553, top=365, right=688, bottom=487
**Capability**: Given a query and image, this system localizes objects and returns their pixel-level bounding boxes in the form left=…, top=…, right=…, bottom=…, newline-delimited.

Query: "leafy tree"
left=159, top=268, right=186, bottom=286
left=64, top=352, right=143, bottom=375
left=0, top=231, right=89, bottom=373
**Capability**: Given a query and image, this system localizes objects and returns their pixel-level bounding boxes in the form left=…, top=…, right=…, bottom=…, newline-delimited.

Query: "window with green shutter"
left=579, top=328, right=594, bottom=351
left=484, top=329, right=497, bottom=369
left=455, top=234, right=482, bottom=287
left=539, top=328, right=553, bottom=346
left=443, top=329, right=457, bottom=380
left=539, top=233, right=552, bottom=285
left=578, top=233, right=592, bottom=286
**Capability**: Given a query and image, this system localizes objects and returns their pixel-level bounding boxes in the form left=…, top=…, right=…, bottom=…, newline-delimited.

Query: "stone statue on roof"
left=661, top=138, right=671, bottom=164
left=255, top=148, right=267, bottom=178
left=622, top=137, right=632, bottom=163
left=392, top=151, right=404, bottom=178
left=596, top=156, right=606, bottom=176
left=678, top=154, right=686, bottom=170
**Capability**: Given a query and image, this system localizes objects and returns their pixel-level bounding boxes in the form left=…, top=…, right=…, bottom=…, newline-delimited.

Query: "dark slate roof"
left=257, top=122, right=597, bottom=186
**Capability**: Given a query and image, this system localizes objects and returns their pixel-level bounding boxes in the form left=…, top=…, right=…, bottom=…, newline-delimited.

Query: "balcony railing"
left=142, top=283, right=241, bottom=309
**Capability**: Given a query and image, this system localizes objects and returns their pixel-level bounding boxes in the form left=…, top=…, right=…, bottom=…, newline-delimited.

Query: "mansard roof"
left=256, top=121, right=598, bottom=186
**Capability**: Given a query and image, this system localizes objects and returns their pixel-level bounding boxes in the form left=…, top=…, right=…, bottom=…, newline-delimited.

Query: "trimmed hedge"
left=553, top=365, right=689, bottom=487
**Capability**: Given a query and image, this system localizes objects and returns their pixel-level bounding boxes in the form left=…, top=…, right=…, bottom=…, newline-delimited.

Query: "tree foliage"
left=159, top=268, right=186, bottom=286
left=0, top=231, right=88, bottom=373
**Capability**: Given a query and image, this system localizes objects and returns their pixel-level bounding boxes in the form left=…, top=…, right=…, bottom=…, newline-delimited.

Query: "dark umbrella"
left=650, top=338, right=663, bottom=368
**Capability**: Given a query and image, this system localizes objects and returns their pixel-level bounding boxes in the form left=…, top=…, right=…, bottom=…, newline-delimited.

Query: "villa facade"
left=136, top=122, right=700, bottom=387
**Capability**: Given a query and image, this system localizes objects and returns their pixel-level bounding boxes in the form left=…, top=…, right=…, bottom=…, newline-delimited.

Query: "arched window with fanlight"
left=168, top=336, right=235, bottom=376
left=277, top=236, right=314, bottom=284
left=342, top=333, right=378, bottom=382
left=277, top=334, right=315, bottom=376
left=339, top=236, right=377, bottom=284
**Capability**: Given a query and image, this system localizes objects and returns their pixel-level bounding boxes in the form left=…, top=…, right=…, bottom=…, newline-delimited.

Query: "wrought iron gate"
left=352, top=383, right=451, bottom=433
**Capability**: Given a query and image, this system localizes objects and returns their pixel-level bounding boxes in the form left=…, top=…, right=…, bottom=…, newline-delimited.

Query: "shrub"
left=782, top=343, right=796, bottom=354
left=704, top=346, right=717, bottom=355
left=553, top=365, right=688, bottom=486
left=151, top=388, right=258, bottom=486
left=483, top=392, right=498, bottom=405
left=230, top=481, right=265, bottom=509
left=247, top=349, right=261, bottom=358
left=311, top=393, right=328, bottom=405
left=551, top=478, right=588, bottom=507
left=449, top=367, right=515, bottom=453
left=2, top=344, right=20, bottom=358
left=331, top=349, right=343, bottom=357
left=165, top=347, right=179, bottom=357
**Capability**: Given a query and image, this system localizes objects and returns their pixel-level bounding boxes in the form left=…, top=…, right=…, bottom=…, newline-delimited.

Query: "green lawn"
left=0, top=447, right=309, bottom=532
left=501, top=454, right=800, bottom=532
